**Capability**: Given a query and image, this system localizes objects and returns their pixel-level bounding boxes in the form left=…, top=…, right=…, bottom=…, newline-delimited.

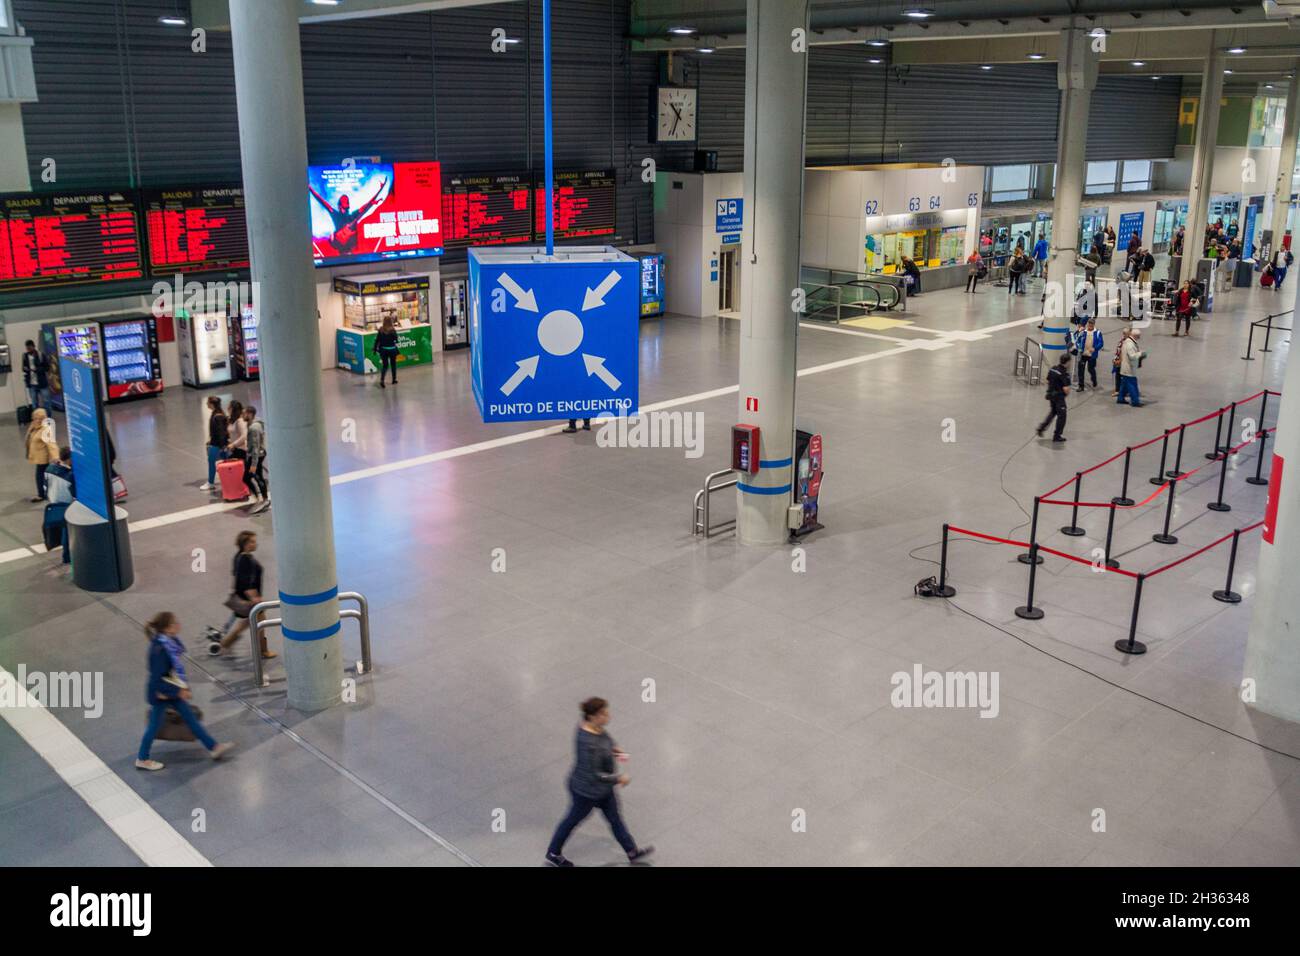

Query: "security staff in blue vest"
left=1071, top=319, right=1104, bottom=391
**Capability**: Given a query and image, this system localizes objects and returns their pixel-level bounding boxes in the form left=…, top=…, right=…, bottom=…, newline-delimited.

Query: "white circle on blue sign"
left=71, top=367, right=82, bottom=393
left=537, top=309, right=584, bottom=356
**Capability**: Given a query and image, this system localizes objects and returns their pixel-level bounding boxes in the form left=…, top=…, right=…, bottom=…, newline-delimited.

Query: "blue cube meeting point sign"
left=468, top=246, right=639, bottom=423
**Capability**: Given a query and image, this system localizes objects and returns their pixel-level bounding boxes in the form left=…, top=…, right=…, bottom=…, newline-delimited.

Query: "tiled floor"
left=2, top=275, right=1298, bottom=867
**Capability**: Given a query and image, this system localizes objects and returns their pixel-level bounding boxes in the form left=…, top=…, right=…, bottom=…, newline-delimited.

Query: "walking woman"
left=545, top=697, right=654, bottom=867
left=374, top=317, right=400, bottom=387
left=226, top=399, right=247, bottom=466
left=136, top=611, right=233, bottom=770
left=209, top=530, right=275, bottom=658
left=25, top=408, right=59, bottom=503
left=241, top=405, right=270, bottom=512
left=200, top=395, right=229, bottom=492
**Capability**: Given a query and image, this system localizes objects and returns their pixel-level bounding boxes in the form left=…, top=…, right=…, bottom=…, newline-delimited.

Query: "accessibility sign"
left=468, top=246, right=640, bottom=423
left=716, top=197, right=743, bottom=233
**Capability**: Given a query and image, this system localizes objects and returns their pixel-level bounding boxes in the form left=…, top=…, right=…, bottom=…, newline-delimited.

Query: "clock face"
left=657, top=87, right=697, bottom=142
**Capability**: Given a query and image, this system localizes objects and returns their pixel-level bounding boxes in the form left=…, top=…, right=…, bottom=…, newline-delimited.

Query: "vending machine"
left=42, top=316, right=162, bottom=409
left=229, top=305, right=260, bottom=380
left=441, top=278, right=469, bottom=350
left=639, top=253, right=665, bottom=317
left=176, top=311, right=233, bottom=387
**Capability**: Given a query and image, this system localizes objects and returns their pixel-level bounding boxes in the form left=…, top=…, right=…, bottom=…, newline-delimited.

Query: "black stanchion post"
left=1219, top=402, right=1237, bottom=456
left=1101, top=505, right=1121, bottom=569
left=1207, top=440, right=1232, bottom=512
left=1115, top=573, right=1148, bottom=655
left=1262, top=314, right=1274, bottom=353
left=1205, top=406, right=1226, bottom=460
left=1166, top=423, right=1187, bottom=478
left=1258, top=391, right=1270, bottom=432
left=1112, top=446, right=1135, bottom=506
left=1153, top=476, right=1179, bottom=544
left=933, top=523, right=957, bottom=598
left=1212, top=529, right=1243, bottom=604
left=1018, top=496, right=1045, bottom=566
left=1242, top=321, right=1255, bottom=361
left=1149, top=428, right=1171, bottom=486
left=1015, top=543, right=1045, bottom=620
left=1061, top=473, right=1085, bottom=536
left=1247, top=429, right=1270, bottom=486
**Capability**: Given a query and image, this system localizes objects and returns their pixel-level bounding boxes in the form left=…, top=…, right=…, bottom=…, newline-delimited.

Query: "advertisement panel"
left=309, top=161, right=443, bottom=267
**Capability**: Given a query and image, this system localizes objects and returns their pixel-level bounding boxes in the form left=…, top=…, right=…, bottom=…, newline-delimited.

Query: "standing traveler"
left=1073, top=320, right=1103, bottom=391
left=1135, top=247, right=1155, bottom=286
left=209, top=531, right=275, bottom=658
left=1116, top=328, right=1147, bottom=407
left=242, top=406, right=270, bottom=512
left=200, top=395, right=229, bottom=492
left=1171, top=225, right=1185, bottom=257
left=965, top=250, right=984, bottom=292
left=900, top=256, right=922, bottom=296
left=1036, top=355, right=1072, bottom=443
left=374, top=317, right=400, bottom=387
left=1173, top=280, right=1199, bottom=336
left=24, top=409, right=58, bottom=503
left=545, top=697, right=654, bottom=867
left=1032, top=234, right=1049, bottom=278
left=21, top=341, right=51, bottom=412
left=1104, top=224, right=1117, bottom=262
left=136, top=611, right=234, bottom=771
left=1008, top=252, right=1030, bottom=295
left=1272, top=246, right=1292, bottom=292
left=43, top=446, right=75, bottom=564
left=563, top=418, right=591, bottom=433
left=226, top=400, right=247, bottom=465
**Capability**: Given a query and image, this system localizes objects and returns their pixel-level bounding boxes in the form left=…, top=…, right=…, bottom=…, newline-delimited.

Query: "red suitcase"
left=217, top=458, right=249, bottom=501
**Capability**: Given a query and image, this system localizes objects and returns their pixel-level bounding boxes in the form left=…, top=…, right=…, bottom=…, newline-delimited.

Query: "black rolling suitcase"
left=16, top=404, right=33, bottom=426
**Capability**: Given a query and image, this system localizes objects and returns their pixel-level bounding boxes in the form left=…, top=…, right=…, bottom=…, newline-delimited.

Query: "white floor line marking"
left=0, top=664, right=212, bottom=867
left=0, top=320, right=1030, bottom=565
left=798, top=322, right=910, bottom=343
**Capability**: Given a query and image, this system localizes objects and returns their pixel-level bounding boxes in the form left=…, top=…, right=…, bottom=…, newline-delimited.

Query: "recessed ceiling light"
left=867, top=39, right=890, bottom=47
left=902, top=7, right=935, bottom=19
left=868, top=57, right=883, bottom=64
left=980, top=64, right=993, bottom=71
left=1026, top=53, right=1044, bottom=60
left=158, top=15, right=187, bottom=25
left=668, top=26, right=696, bottom=35
left=1224, top=69, right=1234, bottom=75
left=1265, top=83, right=1275, bottom=89
left=1131, top=60, right=1145, bottom=67
left=311, top=1, right=342, bottom=5
left=697, top=47, right=714, bottom=53
left=1152, top=76, right=1162, bottom=80
left=1226, top=46, right=1247, bottom=54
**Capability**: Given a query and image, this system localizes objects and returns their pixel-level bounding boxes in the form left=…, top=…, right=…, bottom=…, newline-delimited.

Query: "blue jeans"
left=206, top=445, right=228, bottom=484
left=138, top=698, right=216, bottom=759
left=1274, top=266, right=1287, bottom=290
left=27, top=386, right=50, bottom=411
left=1117, top=375, right=1141, bottom=406
left=547, top=788, right=636, bottom=856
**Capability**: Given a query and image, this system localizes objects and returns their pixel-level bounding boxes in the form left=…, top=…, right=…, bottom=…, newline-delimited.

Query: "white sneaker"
left=135, top=759, right=165, bottom=771
left=199, top=482, right=215, bottom=491
left=210, top=742, right=235, bottom=761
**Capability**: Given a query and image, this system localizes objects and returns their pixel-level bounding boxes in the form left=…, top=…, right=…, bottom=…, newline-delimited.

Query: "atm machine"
left=442, top=278, right=469, bottom=350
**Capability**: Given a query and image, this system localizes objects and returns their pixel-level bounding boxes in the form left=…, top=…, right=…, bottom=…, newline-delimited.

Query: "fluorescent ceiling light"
left=902, top=7, right=935, bottom=19
left=868, top=57, right=883, bottom=64
left=158, top=15, right=187, bottom=25
left=1224, top=69, right=1234, bottom=75
left=697, top=47, right=714, bottom=53
left=867, top=39, right=890, bottom=47
left=1131, top=60, right=1145, bottom=67
left=1225, top=46, right=1247, bottom=54
left=980, top=64, right=993, bottom=71
left=668, top=26, right=696, bottom=35
left=1026, top=53, right=1044, bottom=60
left=311, top=1, right=342, bottom=5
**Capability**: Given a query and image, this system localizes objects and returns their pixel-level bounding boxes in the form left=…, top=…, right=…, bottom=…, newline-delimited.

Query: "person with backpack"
left=1007, top=251, right=1030, bottom=296
left=200, top=395, right=229, bottom=492
left=1116, top=328, right=1147, bottom=407
left=242, top=405, right=270, bottom=513
left=965, top=250, right=985, bottom=293
left=21, top=341, right=50, bottom=413
left=1072, top=320, right=1104, bottom=391
left=545, top=697, right=654, bottom=867
left=374, top=317, right=400, bottom=387
left=1035, top=355, right=1071, bottom=443
left=136, top=611, right=234, bottom=771
left=1271, top=246, right=1292, bottom=292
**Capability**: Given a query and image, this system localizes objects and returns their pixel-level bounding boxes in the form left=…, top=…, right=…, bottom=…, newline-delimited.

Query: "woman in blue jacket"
left=136, top=611, right=234, bottom=771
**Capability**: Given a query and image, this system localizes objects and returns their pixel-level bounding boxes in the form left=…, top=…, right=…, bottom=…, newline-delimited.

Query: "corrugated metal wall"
left=13, top=1, right=1181, bottom=244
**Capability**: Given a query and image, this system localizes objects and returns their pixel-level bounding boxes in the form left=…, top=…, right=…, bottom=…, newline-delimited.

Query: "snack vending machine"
left=176, top=311, right=233, bottom=387
left=42, top=316, right=162, bottom=409
left=228, top=305, right=260, bottom=380
left=441, top=278, right=469, bottom=350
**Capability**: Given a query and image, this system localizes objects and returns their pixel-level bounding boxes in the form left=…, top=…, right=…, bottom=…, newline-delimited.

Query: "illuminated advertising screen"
left=0, top=190, right=144, bottom=292
left=534, top=169, right=616, bottom=241
left=143, top=185, right=249, bottom=275
left=309, top=161, right=443, bottom=267
left=441, top=172, right=533, bottom=249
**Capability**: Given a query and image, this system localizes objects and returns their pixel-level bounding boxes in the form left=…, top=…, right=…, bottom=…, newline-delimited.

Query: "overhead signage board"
left=1117, top=211, right=1145, bottom=250
left=0, top=190, right=144, bottom=292
left=441, top=172, right=533, bottom=249
left=468, top=246, right=639, bottom=423
left=715, top=197, right=743, bottom=233
left=535, top=169, right=616, bottom=241
left=142, top=185, right=249, bottom=275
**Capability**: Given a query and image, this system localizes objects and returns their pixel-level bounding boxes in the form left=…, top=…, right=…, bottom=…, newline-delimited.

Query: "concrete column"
left=229, top=0, right=342, bottom=711
left=1266, top=64, right=1300, bottom=256
left=1244, top=273, right=1300, bottom=723
left=735, top=0, right=809, bottom=546
left=1043, top=26, right=1097, bottom=356
left=1180, top=34, right=1224, bottom=285
left=0, top=105, right=31, bottom=192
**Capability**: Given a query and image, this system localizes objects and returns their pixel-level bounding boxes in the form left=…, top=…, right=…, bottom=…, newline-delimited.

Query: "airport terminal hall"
left=2, top=0, right=1299, bottom=926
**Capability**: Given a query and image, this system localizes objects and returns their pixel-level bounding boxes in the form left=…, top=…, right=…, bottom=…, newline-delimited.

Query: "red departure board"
left=143, top=185, right=249, bottom=275
left=534, top=169, right=616, bottom=241
left=441, top=173, right=532, bottom=249
left=0, top=191, right=144, bottom=292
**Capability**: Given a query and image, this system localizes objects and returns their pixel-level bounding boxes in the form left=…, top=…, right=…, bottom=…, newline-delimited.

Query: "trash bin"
left=1235, top=259, right=1256, bottom=288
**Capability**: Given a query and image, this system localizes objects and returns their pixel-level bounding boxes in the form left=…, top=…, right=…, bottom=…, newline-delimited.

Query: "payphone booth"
left=792, top=429, right=824, bottom=538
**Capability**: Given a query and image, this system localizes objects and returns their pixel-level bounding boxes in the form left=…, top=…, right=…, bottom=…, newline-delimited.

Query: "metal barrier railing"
left=248, top=590, right=372, bottom=688
left=692, top=469, right=738, bottom=537
left=1013, top=336, right=1043, bottom=385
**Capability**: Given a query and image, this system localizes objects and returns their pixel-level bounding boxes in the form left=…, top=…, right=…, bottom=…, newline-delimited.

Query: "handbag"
left=152, top=703, right=204, bottom=742
left=223, top=593, right=254, bottom=616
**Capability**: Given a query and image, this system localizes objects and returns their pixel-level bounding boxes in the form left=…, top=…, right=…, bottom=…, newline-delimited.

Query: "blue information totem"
left=469, top=246, right=639, bottom=423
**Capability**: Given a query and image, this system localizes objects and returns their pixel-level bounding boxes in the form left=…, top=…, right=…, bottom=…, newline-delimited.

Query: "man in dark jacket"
left=22, top=341, right=50, bottom=412
left=1036, top=355, right=1072, bottom=442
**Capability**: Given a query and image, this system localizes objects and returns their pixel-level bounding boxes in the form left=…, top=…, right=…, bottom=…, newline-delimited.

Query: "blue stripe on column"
left=1042, top=325, right=1069, bottom=333
left=737, top=482, right=792, bottom=495
left=279, top=585, right=338, bottom=606
left=759, top=458, right=792, bottom=468
left=1041, top=343, right=1068, bottom=350
left=282, top=621, right=341, bottom=642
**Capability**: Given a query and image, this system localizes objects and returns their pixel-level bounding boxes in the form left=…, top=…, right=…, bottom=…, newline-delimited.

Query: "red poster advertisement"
left=1263, top=454, right=1283, bottom=544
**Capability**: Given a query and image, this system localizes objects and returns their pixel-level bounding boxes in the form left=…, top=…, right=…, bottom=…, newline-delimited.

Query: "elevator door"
left=719, top=249, right=740, bottom=315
